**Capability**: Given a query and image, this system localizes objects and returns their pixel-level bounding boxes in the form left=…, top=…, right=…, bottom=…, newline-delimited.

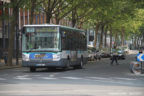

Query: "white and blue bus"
left=22, top=24, right=88, bottom=72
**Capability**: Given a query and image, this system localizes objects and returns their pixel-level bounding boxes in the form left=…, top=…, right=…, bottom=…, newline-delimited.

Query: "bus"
left=22, top=24, right=88, bottom=72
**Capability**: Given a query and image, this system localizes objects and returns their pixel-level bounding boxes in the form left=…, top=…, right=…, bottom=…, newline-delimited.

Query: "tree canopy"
left=1, top=0, right=144, bottom=65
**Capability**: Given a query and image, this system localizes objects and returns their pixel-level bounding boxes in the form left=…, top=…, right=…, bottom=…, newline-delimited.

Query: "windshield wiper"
left=28, top=48, right=35, bottom=52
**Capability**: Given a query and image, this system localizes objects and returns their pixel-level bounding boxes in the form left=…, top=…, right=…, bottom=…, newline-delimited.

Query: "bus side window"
left=61, top=31, right=66, bottom=38
left=62, top=38, right=66, bottom=50
left=61, top=31, right=67, bottom=50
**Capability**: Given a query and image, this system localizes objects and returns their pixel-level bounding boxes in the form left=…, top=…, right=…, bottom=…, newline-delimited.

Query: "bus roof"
left=24, top=24, right=85, bottom=32
left=24, top=24, right=60, bottom=27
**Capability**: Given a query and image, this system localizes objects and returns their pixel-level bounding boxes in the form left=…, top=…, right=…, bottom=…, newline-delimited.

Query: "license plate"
left=36, top=64, right=46, bottom=66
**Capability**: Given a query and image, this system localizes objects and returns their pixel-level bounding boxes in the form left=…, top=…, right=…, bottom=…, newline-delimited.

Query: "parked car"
left=95, top=50, right=101, bottom=60
left=88, top=48, right=101, bottom=61
left=122, top=47, right=130, bottom=54
left=88, top=48, right=96, bottom=61
left=110, top=48, right=126, bottom=60
left=117, top=48, right=126, bottom=59
left=100, top=50, right=111, bottom=58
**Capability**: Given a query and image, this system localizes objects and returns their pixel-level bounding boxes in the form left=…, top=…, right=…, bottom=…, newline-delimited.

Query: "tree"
left=41, top=0, right=73, bottom=24
left=27, top=0, right=43, bottom=24
left=7, top=0, right=26, bottom=66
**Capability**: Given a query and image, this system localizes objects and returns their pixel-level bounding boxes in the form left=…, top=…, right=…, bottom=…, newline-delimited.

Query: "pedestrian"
left=111, top=46, right=119, bottom=65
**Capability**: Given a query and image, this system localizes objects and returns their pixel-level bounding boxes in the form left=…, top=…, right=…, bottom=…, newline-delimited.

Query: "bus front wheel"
left=30, top=67, right=36, bottom=72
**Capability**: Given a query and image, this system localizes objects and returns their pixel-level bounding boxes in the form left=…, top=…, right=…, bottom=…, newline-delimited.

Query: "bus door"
left=70, top=51, right=78, bottom=61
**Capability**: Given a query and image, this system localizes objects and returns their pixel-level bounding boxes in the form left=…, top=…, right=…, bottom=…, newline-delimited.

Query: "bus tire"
left=66, top=60, right=70, bottom=68
left=76, top=58, right=84, bottom=69
left=30, top=67, right=36, bottom=72
left=79, top=59, right=84, bottom=69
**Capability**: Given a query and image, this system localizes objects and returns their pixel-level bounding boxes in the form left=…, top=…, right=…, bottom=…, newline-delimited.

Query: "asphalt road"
left=0, top=53, right=144, bottom=96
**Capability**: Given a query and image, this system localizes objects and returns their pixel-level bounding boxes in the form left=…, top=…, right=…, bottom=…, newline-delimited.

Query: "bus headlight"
left=22, top=53, right=30, bottom=61
left=53, top=54, right=61, bottom=61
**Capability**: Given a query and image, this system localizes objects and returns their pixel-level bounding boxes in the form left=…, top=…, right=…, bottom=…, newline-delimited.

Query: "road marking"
left=113, top=77, right=136, bottom=81
left=62, top=77, right=82, bottom=80
left=0, top=78, right=6, bottom=80
left=33, top=75, right=41, bottom=76
left=15, top=77, right=32, bottom=80
left=87, top=77, right=110, bottom=80
left=131, top=73, right=144, bottom=76
left=14, top=75, right=32, bottom=80
left=41, top=77, right=57, bottom=80
left=49, top=74, right=55, bottom=77
left=0, top=90, right=143, bottom=96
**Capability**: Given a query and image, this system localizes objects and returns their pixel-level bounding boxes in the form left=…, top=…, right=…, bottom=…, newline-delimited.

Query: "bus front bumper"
left=22, top=59, right=67, bottom=68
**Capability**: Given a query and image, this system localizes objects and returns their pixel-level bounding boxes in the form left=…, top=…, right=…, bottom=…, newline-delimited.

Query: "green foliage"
left=2, top=0, right=144, bottom=40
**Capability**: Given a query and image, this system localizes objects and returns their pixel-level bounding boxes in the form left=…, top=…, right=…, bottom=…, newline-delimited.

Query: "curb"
left=0, top=65, right=22, bottom=70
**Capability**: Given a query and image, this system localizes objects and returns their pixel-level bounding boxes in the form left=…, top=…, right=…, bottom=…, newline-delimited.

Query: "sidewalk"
left=0, top=59, right=22, bottom=70
left=128, top=50, right=138, bottom=54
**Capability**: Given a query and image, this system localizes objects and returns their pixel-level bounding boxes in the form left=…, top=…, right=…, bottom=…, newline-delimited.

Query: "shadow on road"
left=23, top=67, right=85, bottom=73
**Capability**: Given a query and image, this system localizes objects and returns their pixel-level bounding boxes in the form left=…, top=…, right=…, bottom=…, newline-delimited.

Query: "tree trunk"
left=46, top=12, right=52, bottom=24
left=142, top=33, right=144, bottom=47
left=104, top=25, right=108, bottom=48
left=30, top=9, right=34, bottom=24
left=72, top=8, right=76, bottom=27
left=121, top=27, right=125, bottom=47
left=2, top=2, right=6, bottom=49
left=134, top=36, right=137, bottom=49
left=110, top=26, right=112, bottom=50
left=114, top=31, right=118, bottom=46
left=16, top=24, right=19, bottom=65
left=137, top=37, right=139, bottom=49
left=132, top=36, right=134, bottom=49
left=141, top=38, right=143, bottom=47
left=55, top=14, right=60, bottom=24
left=94, top=23, right=100, bottom=48
left=7, top=1, right=19, bottom=66
left=56, top=19, right=60, bottom=24
left=30, top=0, right=36, bottom=24
left=78, top=20, right=84, bottom=29
left=55, top=7, right=60, bottom=24
left=99, top=24, right=104, bottom=49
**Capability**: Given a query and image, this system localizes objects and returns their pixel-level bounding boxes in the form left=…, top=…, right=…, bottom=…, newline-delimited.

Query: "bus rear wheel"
left=79, top=59, right=84, bottom=69
left=30, top=67, right=36, bottom=72
left=73, top=59, right=84, bottom=69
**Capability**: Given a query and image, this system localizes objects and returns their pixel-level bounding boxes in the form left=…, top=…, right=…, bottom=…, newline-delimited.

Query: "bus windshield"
left=22, top=27, right=60, bottom=51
